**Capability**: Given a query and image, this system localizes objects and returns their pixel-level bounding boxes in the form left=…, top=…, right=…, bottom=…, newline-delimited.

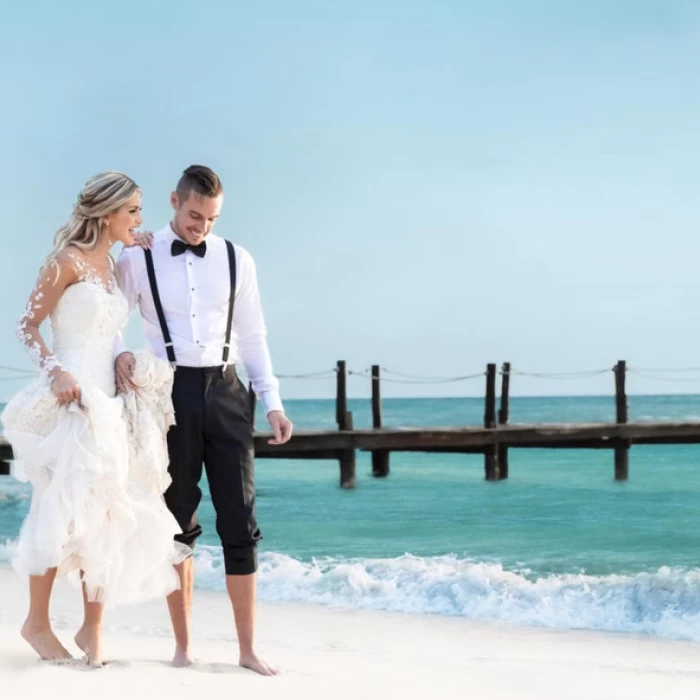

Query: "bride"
left=1, top=172, right=187, bottom=666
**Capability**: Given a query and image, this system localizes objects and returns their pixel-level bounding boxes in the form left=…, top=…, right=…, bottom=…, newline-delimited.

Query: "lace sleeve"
left=16, top=251, right=79, bottom=379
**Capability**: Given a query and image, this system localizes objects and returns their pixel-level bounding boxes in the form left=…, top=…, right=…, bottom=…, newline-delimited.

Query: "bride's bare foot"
left=74, top=626, right=88, bottom=654
left=21, top=620, right=72, bottom=661
left=172, top=646, right=194, bottom=667
left=239, top=651, right=279, bottom=676
left=74, top=625, right=103, bottom=666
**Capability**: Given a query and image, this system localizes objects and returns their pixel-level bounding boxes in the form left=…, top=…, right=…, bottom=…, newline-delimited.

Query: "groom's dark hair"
left=176, top=165, right=223, bottom=201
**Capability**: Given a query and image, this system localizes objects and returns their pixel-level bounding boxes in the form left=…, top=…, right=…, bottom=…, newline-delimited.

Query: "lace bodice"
left=52, top=283, right=128, bottom=394
left=16, top=251, right=128, bottom=396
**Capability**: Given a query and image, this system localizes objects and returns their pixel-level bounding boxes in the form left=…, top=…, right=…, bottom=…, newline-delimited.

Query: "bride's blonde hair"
left=42, top=171, right=140, bottom=270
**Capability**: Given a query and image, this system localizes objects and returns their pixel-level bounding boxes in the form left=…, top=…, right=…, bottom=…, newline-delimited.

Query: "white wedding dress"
left=1, top=254, right=186, bottom=607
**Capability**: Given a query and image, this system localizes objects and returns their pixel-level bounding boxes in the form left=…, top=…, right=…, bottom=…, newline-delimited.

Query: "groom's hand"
left=267, top=411, right=293, bottom=445
left=115, top=352, right=136, bottom=393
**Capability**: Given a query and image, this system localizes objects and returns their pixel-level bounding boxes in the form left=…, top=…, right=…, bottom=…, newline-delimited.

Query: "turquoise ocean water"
left=3, top=394, right=700, bottom=640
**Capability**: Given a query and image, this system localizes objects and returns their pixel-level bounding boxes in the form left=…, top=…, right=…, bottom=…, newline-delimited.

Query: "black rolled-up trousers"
left=164, top=365, right=261, bottom=575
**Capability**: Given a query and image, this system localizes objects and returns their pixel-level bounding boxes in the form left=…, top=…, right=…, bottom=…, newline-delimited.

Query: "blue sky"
left=1, top=0, right=699, bottom=399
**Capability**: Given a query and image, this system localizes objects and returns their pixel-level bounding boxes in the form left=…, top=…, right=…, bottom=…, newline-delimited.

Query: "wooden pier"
left=2, top=359, right=700, bottom=487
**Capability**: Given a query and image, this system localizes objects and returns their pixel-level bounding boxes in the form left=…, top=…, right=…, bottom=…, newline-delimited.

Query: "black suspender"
left=144, top=248, right=176, bottom=365
left=143, top=240, right=237, bottom=369
left=222, top=240, right=236, bottom=370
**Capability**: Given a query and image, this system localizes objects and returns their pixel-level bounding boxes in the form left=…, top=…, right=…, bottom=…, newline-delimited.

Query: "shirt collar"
left=162, top=223, right=181, bottom=245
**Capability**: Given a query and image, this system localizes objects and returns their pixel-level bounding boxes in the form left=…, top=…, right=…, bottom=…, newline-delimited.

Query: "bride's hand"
left=50, top=369, right=83, bottom=408
left=115, top=351, right=136, bottom=393
left=129, top=230, right=154, bottom=249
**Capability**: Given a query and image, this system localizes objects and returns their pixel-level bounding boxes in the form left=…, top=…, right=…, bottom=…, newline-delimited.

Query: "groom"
left=114, top=165, right=293, bottom=674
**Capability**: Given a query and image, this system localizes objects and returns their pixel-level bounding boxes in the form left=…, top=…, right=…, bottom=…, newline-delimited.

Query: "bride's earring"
left=104, top=220, right=112, bottom=245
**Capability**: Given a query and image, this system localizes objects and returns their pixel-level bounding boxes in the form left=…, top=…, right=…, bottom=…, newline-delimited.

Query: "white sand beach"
left=1, top=567, right=699, bottom=698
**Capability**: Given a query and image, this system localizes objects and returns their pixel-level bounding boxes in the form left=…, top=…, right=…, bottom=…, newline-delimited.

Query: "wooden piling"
left=614, top=360, right=630, bottom=481
left=336, top=360, right=356, bottom=487
left=370, top=365, right=390, bottom=477
left=497, top=362, right=511, bottom=479
left=371, top=365, right=382, bottom=429
left=339, top=412, right=356, bottom=489
left=336, top=360, right=348, bottom=428
left=484, top=363, right=500, bottom=480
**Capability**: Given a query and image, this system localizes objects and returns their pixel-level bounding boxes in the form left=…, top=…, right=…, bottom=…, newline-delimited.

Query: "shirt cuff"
left=260, top=390, right=284, bottom=417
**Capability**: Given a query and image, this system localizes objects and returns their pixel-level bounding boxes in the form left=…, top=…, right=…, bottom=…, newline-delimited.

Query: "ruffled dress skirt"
left=1, top=352, right=188, bottom=607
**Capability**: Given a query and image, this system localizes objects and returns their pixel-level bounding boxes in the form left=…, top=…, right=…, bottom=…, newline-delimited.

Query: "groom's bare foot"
left=239, top=651, right=280, bottom=676
left=21, top=620, right=72, bottom=661
left=172, top=646, right=194, bottom=667
left=74, top=625, right=103, bottom=666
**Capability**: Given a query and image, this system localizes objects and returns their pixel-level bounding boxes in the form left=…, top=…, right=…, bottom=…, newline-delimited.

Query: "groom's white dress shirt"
left=116, top=225, right=283, bottom=415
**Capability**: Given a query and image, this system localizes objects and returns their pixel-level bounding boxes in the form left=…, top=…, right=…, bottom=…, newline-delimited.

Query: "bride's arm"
left=17, top=251, right=83, bottom=405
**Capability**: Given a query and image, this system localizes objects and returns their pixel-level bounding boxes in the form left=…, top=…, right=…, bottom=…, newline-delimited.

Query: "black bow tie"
left=171, top=239, right=207, bottom=258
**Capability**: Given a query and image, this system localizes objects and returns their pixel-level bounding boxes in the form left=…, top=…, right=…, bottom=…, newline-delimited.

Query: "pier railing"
left=3, top=360, right=700, bottom=487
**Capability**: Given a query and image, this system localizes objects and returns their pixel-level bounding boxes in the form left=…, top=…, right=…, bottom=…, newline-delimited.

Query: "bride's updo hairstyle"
left=43, top=172, right=140, bottom=270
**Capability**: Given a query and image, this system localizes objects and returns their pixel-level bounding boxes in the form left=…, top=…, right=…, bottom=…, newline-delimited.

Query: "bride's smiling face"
left=105, top=192, right=143, bottom=246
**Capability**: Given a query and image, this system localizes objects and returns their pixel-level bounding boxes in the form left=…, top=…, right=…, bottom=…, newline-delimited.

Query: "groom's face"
left=171, top=191, right=223, bottom=245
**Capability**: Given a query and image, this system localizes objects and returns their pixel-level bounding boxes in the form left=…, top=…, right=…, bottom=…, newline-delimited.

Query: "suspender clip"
left=164, top=343, right=177, bottom=368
